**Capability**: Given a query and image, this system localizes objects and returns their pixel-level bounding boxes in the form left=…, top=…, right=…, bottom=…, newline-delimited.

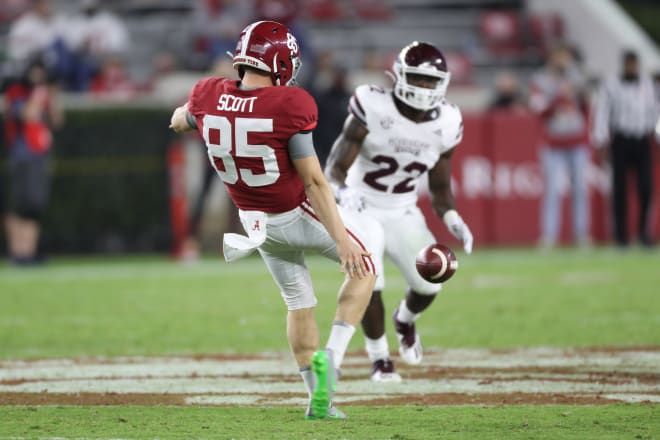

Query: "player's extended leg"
left=254, top=246, right=335, bottom=418
left=385, top=207, right=442, bottom=365
left=266, top=205, right=375, bottom=420
left=361, top=290, right=402, bottom=382
left=308, top=273, right=375, bottom=419
left=330, top=274, right=376, bottom=367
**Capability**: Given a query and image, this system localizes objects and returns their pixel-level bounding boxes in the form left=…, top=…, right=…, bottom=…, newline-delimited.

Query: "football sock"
left=299, top=366, right=316, bottom=398
left=326, top=320, right=355, bottom=369
left=397, top=300, right=420, bottom=324
left=365, top=335, right=390, bottom=361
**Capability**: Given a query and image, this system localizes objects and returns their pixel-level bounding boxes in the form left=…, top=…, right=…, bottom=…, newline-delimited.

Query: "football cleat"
left=305, top=404, right=347, bottom=420
left=370, top=358, right=402, bottom=383
left=393, top=309, right=423, bottom=365
left=307, top=349, right=337, bottom=420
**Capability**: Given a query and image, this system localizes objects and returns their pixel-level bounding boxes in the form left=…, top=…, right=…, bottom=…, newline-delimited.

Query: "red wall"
left=419, top=111, right=660, bottom=247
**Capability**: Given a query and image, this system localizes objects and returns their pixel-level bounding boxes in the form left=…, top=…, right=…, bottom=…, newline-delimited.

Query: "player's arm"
left=169, top=102, right=197, bottom=134
left=324, top=114, right=368, bottom=189
left=428, top=148, right=456, bottom=217
left=292, top=146, right=370, bottom=279
left=428, top=149, right=473, bottom=254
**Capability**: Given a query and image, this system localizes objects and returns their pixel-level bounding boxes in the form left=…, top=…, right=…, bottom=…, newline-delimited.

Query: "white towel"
left=222, top=211, right=267, bottom=262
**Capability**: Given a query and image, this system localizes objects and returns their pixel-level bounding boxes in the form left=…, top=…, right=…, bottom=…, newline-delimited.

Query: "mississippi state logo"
left=380, top=116, right=394, bottom=130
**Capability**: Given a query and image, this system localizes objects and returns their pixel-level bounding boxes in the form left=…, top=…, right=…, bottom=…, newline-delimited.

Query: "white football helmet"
left=391, top=41, right=451, bottom=110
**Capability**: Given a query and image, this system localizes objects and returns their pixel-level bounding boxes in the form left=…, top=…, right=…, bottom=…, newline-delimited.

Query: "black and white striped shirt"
left=592, top=75, right=659, bottom=146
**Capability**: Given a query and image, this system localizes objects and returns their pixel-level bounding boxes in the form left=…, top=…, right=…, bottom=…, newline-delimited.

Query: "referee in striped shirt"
left=592, top=50, right=659, bottom=247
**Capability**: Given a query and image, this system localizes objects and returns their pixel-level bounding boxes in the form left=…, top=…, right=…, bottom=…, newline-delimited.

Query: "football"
left=415, top=243, right=458, bottom=283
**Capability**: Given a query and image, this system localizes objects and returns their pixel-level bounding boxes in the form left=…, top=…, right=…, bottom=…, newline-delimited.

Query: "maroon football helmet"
left=391, top=42, right=451, bottom=110
left=232, top=20, right=302, bottom=86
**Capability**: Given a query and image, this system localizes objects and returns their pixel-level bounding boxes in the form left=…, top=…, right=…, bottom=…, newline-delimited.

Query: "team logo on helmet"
left=232, top=21, right=302, bottom=86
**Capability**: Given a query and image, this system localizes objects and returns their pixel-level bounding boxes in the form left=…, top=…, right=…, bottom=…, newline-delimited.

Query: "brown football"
left=415, top=243, right=458, bottom=283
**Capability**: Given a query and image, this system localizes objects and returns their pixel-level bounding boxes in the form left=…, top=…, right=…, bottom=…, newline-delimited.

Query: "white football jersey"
left=345, top=84, right=463, bottom=209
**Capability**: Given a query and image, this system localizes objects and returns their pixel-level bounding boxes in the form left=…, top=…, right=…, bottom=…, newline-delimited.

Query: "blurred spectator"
left=254, top=0, right=299, bottom=26
left=75, top=0, right=130, bottom=56
left=7, top=0, right=66, bottom=62
left=89, top=55, right=137, bottom=99
left=489, top=70, right=525, bottom=111
left=309, top=50, right=336, bottom=93
left=313, top=66, right=351, bottom=167
left=653, top=71, right=660, bottom=102
left=0, top=0, right=30, bottom=24
left=4, top=56, right=63, bottom=265
left=348, top=49, right=390, bottom=91
left=592, top=50, right=660, bottom=248
left=529, top=44, right=590, bottom=248
left=193, top=0, right=253, bottom=69
left=58, top=0, right=130, bottom=91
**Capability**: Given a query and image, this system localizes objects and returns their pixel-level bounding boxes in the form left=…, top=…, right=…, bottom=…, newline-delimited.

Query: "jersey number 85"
left=202, top=115, right=280, bottom=187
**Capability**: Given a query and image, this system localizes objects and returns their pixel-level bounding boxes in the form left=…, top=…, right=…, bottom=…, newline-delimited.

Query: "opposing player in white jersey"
left=325, top=41, right=473, bottom=381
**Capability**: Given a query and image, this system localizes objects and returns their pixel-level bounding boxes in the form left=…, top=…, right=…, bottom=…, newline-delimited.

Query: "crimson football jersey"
left=188, top=77, right=317, bottom=213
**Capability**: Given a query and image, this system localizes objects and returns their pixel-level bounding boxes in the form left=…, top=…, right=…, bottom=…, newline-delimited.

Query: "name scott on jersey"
left=217, top=94, right=258, bottom=113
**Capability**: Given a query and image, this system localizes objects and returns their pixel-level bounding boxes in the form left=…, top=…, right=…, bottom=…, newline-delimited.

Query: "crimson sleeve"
left=286, top=88, right=318, bottom=133
left=187, top=77, right=215, bottom=117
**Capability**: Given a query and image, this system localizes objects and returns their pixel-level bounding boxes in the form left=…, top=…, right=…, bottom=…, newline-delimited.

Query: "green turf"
left=0, top=248, right=658, bottom=359
left=0, top=248, right=658, bottom=439
left=0, top=405, right=657, bottom=440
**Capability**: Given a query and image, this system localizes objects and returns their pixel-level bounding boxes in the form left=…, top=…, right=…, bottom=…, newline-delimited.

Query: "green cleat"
left=310, top=349, right=330, bottom=419
left=306, top=349, right=337, bottom=420
left=305, top=404, right=347, bottom=420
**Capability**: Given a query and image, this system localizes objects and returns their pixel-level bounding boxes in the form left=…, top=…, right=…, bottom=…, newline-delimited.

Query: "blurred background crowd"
left=0, top=0, right=659, bottom=263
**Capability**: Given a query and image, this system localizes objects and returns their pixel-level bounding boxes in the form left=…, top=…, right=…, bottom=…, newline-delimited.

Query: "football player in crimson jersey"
left=325, top=42, right=473, bottom=382
left=170, top=21, right=376, bottom=419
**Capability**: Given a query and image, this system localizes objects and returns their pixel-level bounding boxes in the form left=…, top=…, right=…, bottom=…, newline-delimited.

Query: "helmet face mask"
left=232, top=20, right=302, bottom=86
left=392, top=42, right=451, bottom=111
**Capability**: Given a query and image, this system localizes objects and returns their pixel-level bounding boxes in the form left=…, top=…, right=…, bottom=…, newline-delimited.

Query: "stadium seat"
left=304, top=0, right=344, bottom=22
left=351, top=0, right=393, bottom=21
left=479, top=10, right=523, bottom=56
left=528, top=12, right=564, bottom=54
left=444, top=52, right=474, bottom=85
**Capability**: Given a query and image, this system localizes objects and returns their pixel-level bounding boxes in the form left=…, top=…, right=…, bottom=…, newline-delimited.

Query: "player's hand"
left=443, top=209, right=473, bottom=254
left=336, top=238, right=371, bottom=279
left=169, top=103, right=191, bottom=133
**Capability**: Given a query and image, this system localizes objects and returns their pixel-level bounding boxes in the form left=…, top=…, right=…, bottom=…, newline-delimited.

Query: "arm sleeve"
left=288, top=131, right=316, bottom=159
left=348, top=85, right=370, bottom=127
left=445, top=105, right=464, bottom=149
left=185, top=110, right=197, bottom=129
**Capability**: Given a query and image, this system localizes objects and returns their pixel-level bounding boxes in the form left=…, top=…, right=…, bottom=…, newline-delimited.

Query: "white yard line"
left=1, top=348, right=658, bottom=405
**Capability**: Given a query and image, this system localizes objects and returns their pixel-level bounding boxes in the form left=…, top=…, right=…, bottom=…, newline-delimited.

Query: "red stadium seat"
left=304, top=0, right=344, bottom=22
left=479, top=10, right=523, bottom=56
left=529, top=12, right=564, bottom=53
left=444, top=52, right=474, bottom=85
left=351, top=0, right=393, bottom=21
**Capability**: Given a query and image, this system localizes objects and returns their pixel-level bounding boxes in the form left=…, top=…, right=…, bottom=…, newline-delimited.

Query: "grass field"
left=0, top=247, right=659, bottom=439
